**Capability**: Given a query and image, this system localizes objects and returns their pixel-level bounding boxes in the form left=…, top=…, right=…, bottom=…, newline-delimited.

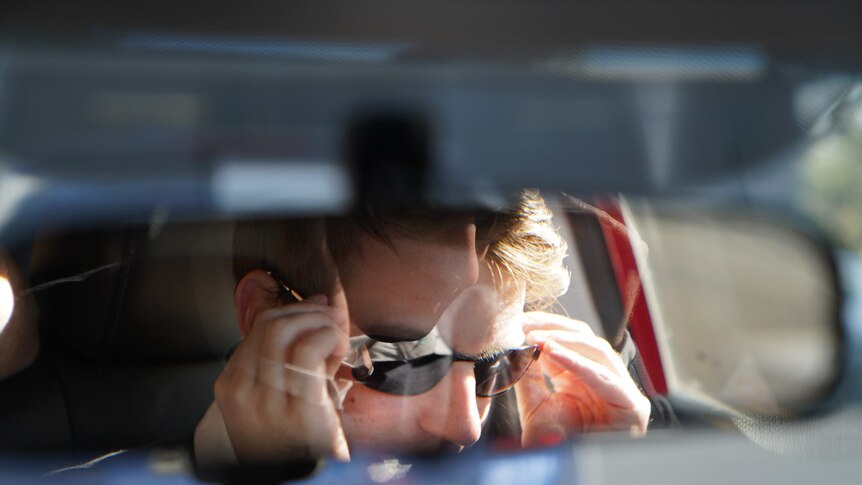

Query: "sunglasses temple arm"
left=346, top=346, right=375, bottom=381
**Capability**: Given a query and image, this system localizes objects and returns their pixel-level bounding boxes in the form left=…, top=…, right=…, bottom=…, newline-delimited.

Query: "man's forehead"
left=437, top=280, right=526, bottom=357
left=343, top=225, right=481, bottom=337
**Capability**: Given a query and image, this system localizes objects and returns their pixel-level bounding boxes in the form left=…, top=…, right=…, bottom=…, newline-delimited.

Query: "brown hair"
left=232, top=190, right=569, bottom=309
left=483, top=190, right=569, bottom=310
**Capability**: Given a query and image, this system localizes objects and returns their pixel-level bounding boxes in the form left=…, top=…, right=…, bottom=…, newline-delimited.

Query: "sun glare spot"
left=0, top=276, right=13, bottom=334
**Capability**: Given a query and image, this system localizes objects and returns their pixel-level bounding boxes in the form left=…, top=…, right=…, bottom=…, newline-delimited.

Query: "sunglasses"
left=267, top=270, right=540, bottom=397
left=344, top=333, right=540, bottom=397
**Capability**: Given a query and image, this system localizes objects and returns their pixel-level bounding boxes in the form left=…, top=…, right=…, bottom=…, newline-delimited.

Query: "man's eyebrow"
left=362, top=322, right=521, bottom=358
left=453, top=324, right=525, bottom=360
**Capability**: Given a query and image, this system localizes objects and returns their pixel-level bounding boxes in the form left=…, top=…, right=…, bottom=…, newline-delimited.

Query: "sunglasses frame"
left=265, top=270, right=540, bottom=398
left=347, top=341, right=541, bottom=398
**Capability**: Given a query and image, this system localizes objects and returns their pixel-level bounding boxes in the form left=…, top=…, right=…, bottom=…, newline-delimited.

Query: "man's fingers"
left=284, top=317, right=349, bottom=378
left=258, top=301, right=343, bottom=323
left=251, top=325, right=345, bottom=419
left=285, top=327, right=350, bottom=458
left=522, top=312, right=595, bottom=335
left=513, top=357, right=552, bottom=423
left=213, top=296, right=351, bottom=463
left=526, top=330, right=629, bottom=378
left=543, top=341, right=642, bottom=410
left=287, top=326, right=348, bottom=398
left=257, top=312, right=339, bottom=376
left=254, top=315, right=345, bottom=405
left=218, top=339, right=255, bottom=398
left=519, top=314, right=652, bottom=438
left=223, top=303, right=347, bottom=415
left=225, top=301, right=326, bottom=375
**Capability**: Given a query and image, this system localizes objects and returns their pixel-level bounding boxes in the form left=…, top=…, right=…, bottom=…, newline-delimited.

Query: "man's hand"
left=514, top=312, right=650, bottom=446
left=211, top=296, right=350, bottom=464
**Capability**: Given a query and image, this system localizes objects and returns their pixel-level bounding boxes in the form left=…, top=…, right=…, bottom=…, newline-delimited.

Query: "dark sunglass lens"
left=356, top=354, right=453, bottom=396
left=475, top=346, right=539, bottom=397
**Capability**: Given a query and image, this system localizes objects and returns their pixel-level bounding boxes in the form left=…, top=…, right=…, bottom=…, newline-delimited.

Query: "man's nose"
left=418, top=362, right=485, bottom=448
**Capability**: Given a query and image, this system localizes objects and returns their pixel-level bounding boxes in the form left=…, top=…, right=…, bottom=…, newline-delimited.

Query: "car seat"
left=0, top=221, right=239, bottom=451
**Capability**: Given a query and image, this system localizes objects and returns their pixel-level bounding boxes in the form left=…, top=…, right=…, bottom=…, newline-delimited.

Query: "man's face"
left=332, top=221, right=526, bottom=454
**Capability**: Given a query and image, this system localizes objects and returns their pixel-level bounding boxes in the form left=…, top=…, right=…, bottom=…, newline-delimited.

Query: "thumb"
left=331, top=420, right=351, bottom=462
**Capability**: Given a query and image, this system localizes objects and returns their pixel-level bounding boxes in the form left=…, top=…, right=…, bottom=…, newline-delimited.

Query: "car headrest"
left=30, top=222, right=239, bottom=363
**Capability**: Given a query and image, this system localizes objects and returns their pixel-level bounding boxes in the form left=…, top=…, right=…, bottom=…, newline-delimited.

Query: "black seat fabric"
left=0, top=349, right=222, bottom=450
left=0, top=222, right=238, bottom=451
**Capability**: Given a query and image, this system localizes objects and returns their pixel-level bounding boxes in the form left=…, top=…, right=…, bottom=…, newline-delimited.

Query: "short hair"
left=232, top=190, right=569, bottom=309
left=484, top=189, right=569, bottom=311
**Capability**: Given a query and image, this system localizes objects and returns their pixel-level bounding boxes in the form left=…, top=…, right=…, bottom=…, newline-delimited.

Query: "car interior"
left=1, top=1, right=862, bottom=483
left=0, top=222, right=238, bottom=451
left=0, top=194, right=662, bottom=454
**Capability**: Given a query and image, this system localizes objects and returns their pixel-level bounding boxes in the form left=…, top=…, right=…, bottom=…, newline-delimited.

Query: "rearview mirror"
left=623, top=200, right=843, bottom=417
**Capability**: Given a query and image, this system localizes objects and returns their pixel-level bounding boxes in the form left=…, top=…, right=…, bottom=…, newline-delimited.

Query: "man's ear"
left=234, top=270, right=280, bottom=338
